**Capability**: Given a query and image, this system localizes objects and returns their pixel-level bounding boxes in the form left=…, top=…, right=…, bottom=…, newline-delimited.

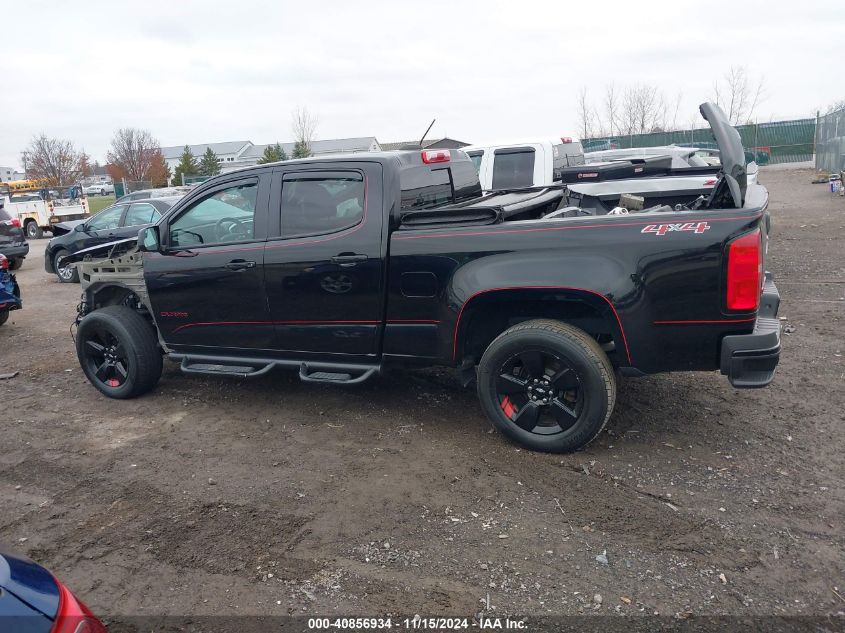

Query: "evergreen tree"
left=172, top=145, right=199, bottom=185
left=291, top=140, right=310, bottom=159
left=257, top=142, right=288, bottom=164
left=199, top=147, right=221, bottom=176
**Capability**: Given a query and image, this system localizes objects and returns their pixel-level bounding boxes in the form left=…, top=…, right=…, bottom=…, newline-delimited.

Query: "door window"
left=280, top=172, right=364, bottom=238
left=123, top=203, right=161, bottom=227
left=86, top=205, right=124, bottom=231
left=169, top=182, right=258, bottom=247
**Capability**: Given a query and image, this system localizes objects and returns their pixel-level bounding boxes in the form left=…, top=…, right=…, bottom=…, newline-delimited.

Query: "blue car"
left=0, top=254, right=22, bottom=326
left=0, top=546, right=106, bottom=632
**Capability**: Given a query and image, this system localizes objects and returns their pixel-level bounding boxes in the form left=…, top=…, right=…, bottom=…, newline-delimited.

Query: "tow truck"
left=0, top=180, right=90, bottom=239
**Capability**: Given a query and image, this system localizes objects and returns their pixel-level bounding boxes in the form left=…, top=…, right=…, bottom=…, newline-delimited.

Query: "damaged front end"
left=73, top=238, right=151, bottom=322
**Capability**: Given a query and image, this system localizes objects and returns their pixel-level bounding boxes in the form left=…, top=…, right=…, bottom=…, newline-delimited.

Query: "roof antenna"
left=419, top=119, right=436, bottom=148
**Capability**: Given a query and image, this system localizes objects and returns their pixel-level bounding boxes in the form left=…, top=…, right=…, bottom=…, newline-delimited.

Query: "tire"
left=100, top=189, right=106, bottom=196
left=76, top=305, right=162, bottom=399
left=0, top=310, right=8, bottom=326
left=25, top=221, right=43, bottom=240
left=477, top=319, right=616, bottom=453
left=53, top=250, right=79, bottom=283
left=8, top=257, right=23, bottom=271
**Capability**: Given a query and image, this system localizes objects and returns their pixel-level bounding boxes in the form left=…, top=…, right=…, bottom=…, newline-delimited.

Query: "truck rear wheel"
left=0, top=310, right=8, bottom=326
left=476, top=319, right=616, bottom=453
left=25, top=221, right=43, bottom=239
left=8, top=257, right=23, bottom=271
left=76, top=306, right=162, bottom=399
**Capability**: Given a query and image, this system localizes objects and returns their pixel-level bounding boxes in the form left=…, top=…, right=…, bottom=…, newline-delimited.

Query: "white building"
left=160, top=141, right=254, bottom=175
left=0, top=166, right=26, bottom=182
left=160, top=137, right=381, bottom=176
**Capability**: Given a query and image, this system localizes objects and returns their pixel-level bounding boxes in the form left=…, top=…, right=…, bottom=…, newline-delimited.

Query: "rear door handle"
left=331, top=254, right=368, bottom=265
left=226, top=259, right=256, bottom=271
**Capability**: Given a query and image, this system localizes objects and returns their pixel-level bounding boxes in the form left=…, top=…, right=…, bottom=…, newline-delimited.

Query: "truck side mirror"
left=138, top=226, right=161, bottom=252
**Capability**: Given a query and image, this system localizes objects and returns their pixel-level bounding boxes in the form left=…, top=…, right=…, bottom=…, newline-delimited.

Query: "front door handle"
left=331, top=253, right=368, bottom=265
left=226, top=259, right=256, bottom=271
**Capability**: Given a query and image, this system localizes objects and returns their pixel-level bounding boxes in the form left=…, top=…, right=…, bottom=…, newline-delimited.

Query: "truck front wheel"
left=76, top=306, right=162, bottom=399
left=25, top=221, right=43, bottom=239
left=476, top=319, right=616, bottom=453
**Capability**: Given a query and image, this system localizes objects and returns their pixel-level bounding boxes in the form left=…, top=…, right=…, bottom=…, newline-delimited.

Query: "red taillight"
left=421, top=149, right=450, bottom=164
left=560, top=136, right=573, bottom=144
left=51, top=578, right=107, bottom=633
left=726, top=228, right=762, bottom=312
left=703, top=178, right=717, bottom=186
left=0, top=255, right=7, bottom=270
left=2, top=217, right=22, bottom=228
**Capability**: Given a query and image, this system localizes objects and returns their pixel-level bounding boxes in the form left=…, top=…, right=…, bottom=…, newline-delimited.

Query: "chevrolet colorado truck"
left=71, top=103, right=781, bottom=452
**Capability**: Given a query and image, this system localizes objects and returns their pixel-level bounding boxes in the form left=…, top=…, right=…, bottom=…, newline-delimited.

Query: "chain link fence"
left=585, top=117, right=816, bottom=166
left=815, top=106, right=845, bottom=173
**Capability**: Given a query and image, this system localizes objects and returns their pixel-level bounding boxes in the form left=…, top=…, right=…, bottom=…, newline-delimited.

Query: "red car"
left=0, top=546, right=106, bottom=633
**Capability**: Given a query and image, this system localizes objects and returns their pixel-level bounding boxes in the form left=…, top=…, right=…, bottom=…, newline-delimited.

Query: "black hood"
left=699, top=101, right=747, bottom=208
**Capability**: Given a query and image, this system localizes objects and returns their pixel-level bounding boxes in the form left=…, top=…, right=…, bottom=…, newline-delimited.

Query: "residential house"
left=160, top=141, right=254, bottom=174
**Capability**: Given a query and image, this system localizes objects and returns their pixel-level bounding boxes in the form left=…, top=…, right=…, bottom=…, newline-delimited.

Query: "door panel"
left=263, top=164, right=385, bottom=358
left=145, top=175, right=273, bottom=352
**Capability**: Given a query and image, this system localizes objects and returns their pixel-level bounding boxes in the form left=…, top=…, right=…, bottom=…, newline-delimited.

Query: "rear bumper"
left=0, top=243, right=29, bottom=259
left=719, top=272, right=781, bottom=388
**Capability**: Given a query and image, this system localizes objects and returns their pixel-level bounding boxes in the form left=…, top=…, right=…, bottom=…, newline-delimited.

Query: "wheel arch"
left=453, top=287, right=631, bottom=367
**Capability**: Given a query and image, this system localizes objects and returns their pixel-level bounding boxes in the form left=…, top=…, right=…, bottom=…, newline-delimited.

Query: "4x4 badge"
left=641, top=221, right=711, bottom=236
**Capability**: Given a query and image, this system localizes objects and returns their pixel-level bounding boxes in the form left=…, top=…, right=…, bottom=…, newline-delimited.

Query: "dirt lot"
left=1, top=169, right=843, bottom=626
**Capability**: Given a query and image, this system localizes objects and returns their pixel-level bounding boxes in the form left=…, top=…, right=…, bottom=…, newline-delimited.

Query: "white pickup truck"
left=0, top=191, right=90, bottom=239
left=462, top=137, right=585, bottom=191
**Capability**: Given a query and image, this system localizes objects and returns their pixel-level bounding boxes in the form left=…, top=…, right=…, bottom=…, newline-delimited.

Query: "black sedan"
left=0, top=546, right=106, bottom=632
left=45, top=196, right=181, bottom=283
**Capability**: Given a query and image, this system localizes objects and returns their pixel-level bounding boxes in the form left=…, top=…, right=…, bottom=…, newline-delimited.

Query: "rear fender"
left=448, top=251, right=633, bottom=365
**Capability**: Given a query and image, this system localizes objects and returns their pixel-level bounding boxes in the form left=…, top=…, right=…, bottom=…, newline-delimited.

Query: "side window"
left=86, top=205, right=124, bottom=231
left=492, top=149, right=535, bottom=189
left=467, top=151, right=483, bottom=173
left=169, top=182, right=257, bottom=247
left=400, top=167, right=453, bottom=210
left=123, top=203, right=161, bottom=227
left=280, top=172, right=364, bottom=238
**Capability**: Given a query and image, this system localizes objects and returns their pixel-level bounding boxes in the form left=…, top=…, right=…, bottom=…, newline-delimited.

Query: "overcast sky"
left=1, top=0, right=840, bottom=168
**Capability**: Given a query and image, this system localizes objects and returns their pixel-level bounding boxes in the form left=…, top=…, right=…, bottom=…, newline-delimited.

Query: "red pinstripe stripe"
left=394, top=214, right=763, bottom=242
left=172, top=319, right=380, bottom=333
left=653, top=318, right=756, bottom=325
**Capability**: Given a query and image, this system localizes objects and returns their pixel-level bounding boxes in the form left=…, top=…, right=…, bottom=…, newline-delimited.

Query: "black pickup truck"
left=72, top=103, right=780, bottom=452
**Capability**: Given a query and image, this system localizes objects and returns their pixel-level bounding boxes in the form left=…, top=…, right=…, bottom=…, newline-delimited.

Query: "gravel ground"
left=0, top=168, right=843, bottom=628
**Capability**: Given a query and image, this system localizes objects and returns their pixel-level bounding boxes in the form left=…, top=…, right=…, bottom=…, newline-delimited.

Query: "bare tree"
left=291, top=106, right=318, bottom=157
left=825, top=99, right=845, bottom=114
left=576, top=87, right=594, bottom=140
left=712, top=66, right=764, bottom=125
left=667, top=90, right=683, bottom=132
left=22, top=134, right=86, bottom=186
left=604, top=83, right=619, bottom=137
left=107, top=128, right=161, bottom=182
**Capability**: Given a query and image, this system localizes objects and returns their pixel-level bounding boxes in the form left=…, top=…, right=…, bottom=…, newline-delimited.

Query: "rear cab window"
left=491, top=147, right=535, bottom=189
left=400, top=167, right=453, bottom=210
